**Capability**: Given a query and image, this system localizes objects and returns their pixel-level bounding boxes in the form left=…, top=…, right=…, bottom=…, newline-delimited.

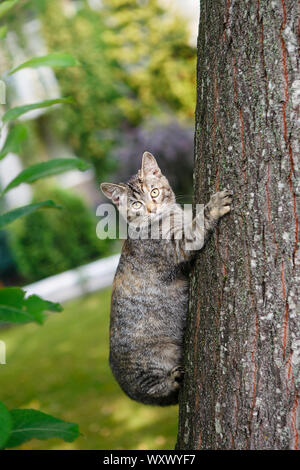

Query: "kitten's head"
left=101, top=152, right=176, bottom=226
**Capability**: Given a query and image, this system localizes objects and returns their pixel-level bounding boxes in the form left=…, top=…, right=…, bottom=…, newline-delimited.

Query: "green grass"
left=0, top=289, right=178, bottom=450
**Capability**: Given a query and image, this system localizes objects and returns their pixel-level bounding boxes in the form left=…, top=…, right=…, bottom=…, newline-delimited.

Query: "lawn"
left=0, top=288, right=178, bottom=450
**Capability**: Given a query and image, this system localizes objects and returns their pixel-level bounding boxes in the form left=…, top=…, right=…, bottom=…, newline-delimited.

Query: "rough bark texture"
left=177, top=0, right=299, bottom=450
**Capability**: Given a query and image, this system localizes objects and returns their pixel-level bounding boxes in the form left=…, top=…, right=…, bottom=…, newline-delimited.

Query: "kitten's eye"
left=151, top=188, right=160, bottom=198
left=132, top=201, right=142, bottom=210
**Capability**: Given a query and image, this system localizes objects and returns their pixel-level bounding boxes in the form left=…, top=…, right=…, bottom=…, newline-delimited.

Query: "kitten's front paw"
left=206, top=189, right=233, bottom=219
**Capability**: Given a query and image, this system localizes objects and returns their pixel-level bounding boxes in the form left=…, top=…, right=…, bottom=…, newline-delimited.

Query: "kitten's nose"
left=147, top=203, right=157, bottom=214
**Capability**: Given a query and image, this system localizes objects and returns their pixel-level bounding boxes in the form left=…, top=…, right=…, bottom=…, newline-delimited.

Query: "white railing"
left=24, top=254, right=120, bottom=304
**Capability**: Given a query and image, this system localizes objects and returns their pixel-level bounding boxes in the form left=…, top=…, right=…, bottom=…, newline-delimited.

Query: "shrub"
left=8, top=186, right=113, bottom=283
left=0, top=231, right=17, bottom=282
left=38, top=0, right=196, bottom=177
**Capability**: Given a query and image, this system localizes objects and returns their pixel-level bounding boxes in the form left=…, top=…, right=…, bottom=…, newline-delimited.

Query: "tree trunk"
left=177, top=0, right=299, bottom=450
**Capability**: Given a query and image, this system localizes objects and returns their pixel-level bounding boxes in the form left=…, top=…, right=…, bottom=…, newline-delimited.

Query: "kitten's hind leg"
left=133, top=343, right=184, bottom=405
left=142, top=363, right=184, bottom=405
left=143, top=368, right=182, bottom=406
left=170, top=365, right=184, bottom=384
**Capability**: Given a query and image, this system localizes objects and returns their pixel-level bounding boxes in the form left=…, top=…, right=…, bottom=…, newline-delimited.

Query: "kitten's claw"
left=206, top=188, right=233, bottom=219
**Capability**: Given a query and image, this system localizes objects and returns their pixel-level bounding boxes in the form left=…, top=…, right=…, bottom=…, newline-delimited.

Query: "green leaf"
left=0, top=200, right=61, bottom=229
left=0, top=402, right=12, bottom=450
left=9, top=53, right=80, bottom=75
left=1, top=158, right=90, bottom=195
left=5, top=409, right=80, bottom=448
left=0, top=287, right=62, bottom=325
left=2, top=97, right=75, bottom=123
left=0, top=25, right=8, bottom=39
left=0, top=1, right=18, bottom=19
left=0, top=304, right=35, bottom=325
left=0, top=124, right=28, bottom=161
left=24, top=295, right=62, bottom=324
left=0, top=287, right=24, bottom=306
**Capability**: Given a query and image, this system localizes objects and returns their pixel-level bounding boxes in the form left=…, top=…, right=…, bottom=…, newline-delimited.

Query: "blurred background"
left=0, top=0, right=198, bottom=450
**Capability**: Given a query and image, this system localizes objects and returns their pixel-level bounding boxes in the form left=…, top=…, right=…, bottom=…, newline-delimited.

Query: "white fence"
left=24, top=254, right=120, bottom=304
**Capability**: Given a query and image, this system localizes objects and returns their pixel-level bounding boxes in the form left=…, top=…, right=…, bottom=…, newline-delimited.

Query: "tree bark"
left=177, top=0, right=299, bottom=450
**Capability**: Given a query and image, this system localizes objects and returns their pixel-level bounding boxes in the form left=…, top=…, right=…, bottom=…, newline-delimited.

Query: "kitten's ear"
left=100, top=183, right=126, bottom=205
left=142, top=152, right=161, bottom=177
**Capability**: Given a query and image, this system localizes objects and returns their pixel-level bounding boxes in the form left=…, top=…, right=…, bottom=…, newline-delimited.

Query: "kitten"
left=101, top=152, right=232, bottom=406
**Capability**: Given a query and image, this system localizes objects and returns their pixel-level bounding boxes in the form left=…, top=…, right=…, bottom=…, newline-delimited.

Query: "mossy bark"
left=177, top=0, right=299, bottom=450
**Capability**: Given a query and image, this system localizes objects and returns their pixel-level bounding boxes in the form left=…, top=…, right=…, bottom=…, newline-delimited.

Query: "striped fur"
left=101, top=152, right=232, bottom=405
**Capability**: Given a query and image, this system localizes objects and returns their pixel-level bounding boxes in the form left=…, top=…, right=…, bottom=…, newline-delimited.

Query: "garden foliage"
left=8, top=186, right=112, bottom=282
left=39, top=0, right=196, bottom=176
left=0, top=0, right=84, bottom=449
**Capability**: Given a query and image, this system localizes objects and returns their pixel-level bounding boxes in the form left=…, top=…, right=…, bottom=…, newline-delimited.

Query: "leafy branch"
left=0, top=1, right=87, bottom=449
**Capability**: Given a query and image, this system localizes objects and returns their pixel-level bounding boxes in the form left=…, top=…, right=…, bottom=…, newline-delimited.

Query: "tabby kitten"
left=101, top=152, right=232, bottom=406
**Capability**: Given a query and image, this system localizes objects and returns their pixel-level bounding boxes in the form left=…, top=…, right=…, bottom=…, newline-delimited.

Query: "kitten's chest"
left=116, top=238, right=189, bottom=289
left=123, top=238, right=184, bottom=265
left=112, top=239, right=189, bottom=322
